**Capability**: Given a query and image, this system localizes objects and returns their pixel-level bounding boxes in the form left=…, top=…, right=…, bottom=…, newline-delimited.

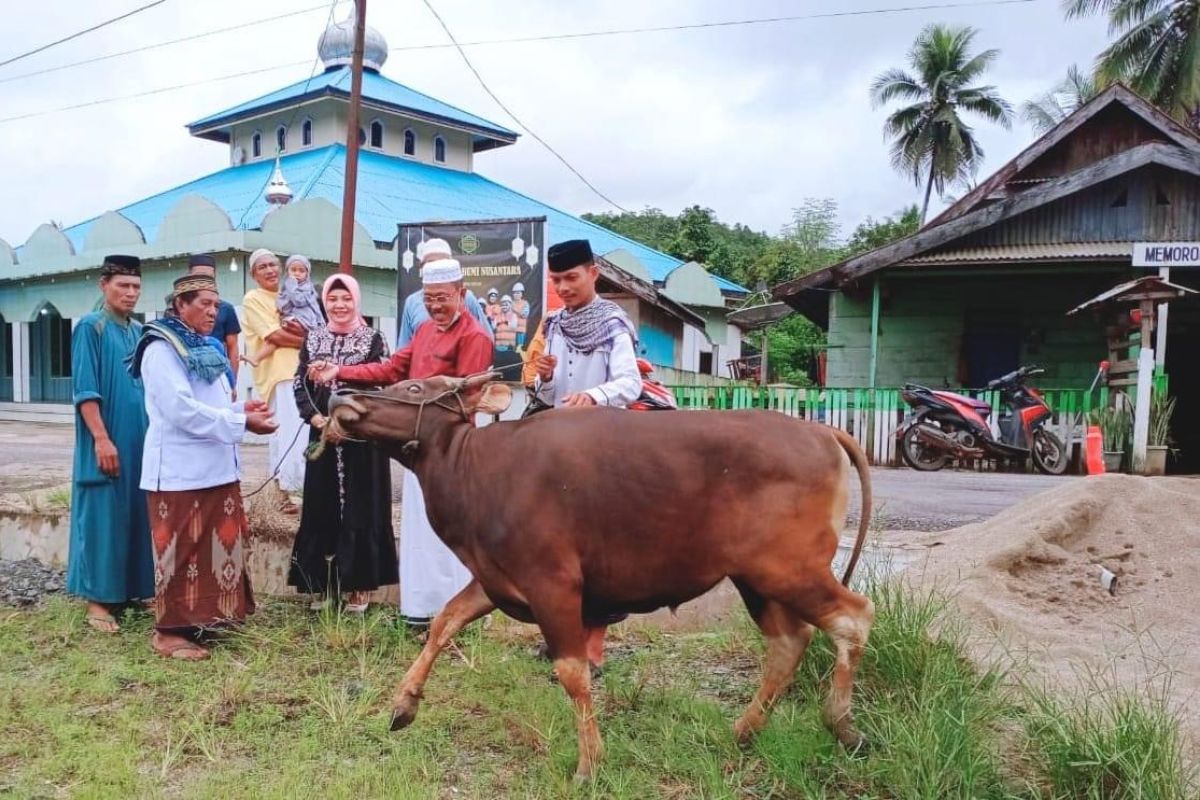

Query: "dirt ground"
left=909, top=474, right=1200, bottom=752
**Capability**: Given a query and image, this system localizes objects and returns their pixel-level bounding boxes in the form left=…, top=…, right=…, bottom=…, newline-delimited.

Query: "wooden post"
left=338, top=0, right=367, bottom=275
left=868, top=277, right=881, bottom=388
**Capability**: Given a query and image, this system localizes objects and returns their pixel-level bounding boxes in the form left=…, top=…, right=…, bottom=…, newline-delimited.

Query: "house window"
left=1110, top=189, right=1128, bottom=208
left=1155, top=185, right=1171, bottom=206
left=358, top=127, right=367, bottom=146
left=251, top=131, right=262, bottom=158
left=403, top=128, right=416, bottom=156
left=699, top=351, right=714, bottom=375
left=48, top=313, right=71, bottom=378
left=276, top=125, right=287, bottom=153
left=370, top=119, right=384, bottom=148
left=434, top=135, right=446, bottom=163
left=301, top=119, right=313, bottom=147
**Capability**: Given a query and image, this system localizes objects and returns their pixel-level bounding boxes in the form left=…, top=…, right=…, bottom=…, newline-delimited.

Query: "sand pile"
left=911, top=474, right=1200, bottom=746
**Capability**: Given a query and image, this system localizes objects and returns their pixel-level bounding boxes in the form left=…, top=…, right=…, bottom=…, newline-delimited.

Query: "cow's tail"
left=830, top=427, right=872, bottom=587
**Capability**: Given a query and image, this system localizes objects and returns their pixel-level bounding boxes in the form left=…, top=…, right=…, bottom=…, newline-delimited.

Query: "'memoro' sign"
left=1133, top=242, right=1200, bottom=268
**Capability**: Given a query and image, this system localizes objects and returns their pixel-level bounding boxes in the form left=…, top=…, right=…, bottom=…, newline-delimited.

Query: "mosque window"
left=403, top=128, right=416, bottom=156
left=301, top=119, right=313, bottom=147
left=276, top=125, right=288, bottom=153
left=251, top=131, right=262, bottom=158
left=434, top=135, right=446, bottom=163
left=370, top=119, right=384, bottom=149
left=358, top=127, right=367, bottom=146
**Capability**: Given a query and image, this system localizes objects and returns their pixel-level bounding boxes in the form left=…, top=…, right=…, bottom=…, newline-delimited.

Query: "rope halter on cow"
left=324, top=370, right=502, bottom=460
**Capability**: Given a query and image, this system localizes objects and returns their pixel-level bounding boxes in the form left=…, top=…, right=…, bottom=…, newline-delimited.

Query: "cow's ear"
left=472, top=382, right=513, bottom=415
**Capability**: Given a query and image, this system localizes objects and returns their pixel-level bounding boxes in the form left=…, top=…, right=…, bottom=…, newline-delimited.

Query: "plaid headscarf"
left=544, top=297, right=637, bottom=355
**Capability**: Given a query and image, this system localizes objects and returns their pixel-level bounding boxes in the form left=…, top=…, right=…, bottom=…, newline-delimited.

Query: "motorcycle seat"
left=932, top=391, right=992, bottom=415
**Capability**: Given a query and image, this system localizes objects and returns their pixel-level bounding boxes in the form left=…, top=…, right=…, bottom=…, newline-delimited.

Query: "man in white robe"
left=523, top=239, right=641, bottom=670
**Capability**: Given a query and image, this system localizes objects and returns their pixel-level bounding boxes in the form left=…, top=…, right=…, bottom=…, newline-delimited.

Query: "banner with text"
left=398, top=217, right=547, bottom=372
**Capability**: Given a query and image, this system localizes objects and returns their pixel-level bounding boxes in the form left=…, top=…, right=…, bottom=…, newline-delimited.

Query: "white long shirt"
left=533, top=309, right=642, bottom=408
left=140, top=339, right=247, bottom=492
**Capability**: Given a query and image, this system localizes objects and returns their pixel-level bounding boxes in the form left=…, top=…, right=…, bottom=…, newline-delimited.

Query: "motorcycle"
left=896, top=365, right=1068, bottom=475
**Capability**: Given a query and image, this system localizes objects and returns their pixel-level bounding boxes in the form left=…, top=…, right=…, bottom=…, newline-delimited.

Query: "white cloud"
left=0, top=0, right=1110, bottom=247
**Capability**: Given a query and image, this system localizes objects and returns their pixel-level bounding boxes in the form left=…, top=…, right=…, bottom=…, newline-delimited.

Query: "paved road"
left=1, top=422, right=1069, bottom=531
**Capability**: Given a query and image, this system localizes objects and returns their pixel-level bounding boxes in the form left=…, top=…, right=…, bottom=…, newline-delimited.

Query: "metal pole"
left=1156, top=266, right=1170, bottom=367
left=338, top=0, right=367, bottom=275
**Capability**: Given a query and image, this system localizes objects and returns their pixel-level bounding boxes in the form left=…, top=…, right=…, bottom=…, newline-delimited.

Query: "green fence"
left=666, top=383, right=1135, bottom=467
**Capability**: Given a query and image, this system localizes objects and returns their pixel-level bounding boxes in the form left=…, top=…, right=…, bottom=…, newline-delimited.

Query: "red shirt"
left=337, top=313, right=493, bottom=385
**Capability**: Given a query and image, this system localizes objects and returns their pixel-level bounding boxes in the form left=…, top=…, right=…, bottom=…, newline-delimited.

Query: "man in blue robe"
left=66, top=254, right=155, bottom=633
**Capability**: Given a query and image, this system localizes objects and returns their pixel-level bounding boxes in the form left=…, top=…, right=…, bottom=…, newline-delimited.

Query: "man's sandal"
left=86, top=613, right=120, bottom=634
left=152, top=638, right=210, bottom=661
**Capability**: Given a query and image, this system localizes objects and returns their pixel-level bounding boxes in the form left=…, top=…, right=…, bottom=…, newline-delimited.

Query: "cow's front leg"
left=390, top=580, right=494, bottom=731
left=536, top=597, right=601, bottom=781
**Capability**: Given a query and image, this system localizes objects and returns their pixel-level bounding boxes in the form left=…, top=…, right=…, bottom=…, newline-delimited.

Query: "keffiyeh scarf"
left=127, top=316, right=231, bottom=384
left=544, top=297, right=638, bottom=354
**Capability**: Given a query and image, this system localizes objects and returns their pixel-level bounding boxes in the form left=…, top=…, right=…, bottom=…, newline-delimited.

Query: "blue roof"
left=55, top=144, right=746, bottom=292
left=187, top=68, right=517, bottom=145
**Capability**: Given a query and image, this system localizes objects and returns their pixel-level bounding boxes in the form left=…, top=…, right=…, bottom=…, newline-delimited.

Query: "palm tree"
left=1065, top=1, right=1200, bottom=126
left=1021, top=64, right=1101, bottom=133
left=871, top=24, right=1013, bottom=224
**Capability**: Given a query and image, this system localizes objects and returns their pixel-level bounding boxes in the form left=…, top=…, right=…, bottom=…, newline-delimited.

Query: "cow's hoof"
left=389, top=706, right=417, bottom=732
left=572, top=768, right=593, bottom=785
left=836, top=728, right=867, bottom=755
left=732, top=716, right=761, bottom=744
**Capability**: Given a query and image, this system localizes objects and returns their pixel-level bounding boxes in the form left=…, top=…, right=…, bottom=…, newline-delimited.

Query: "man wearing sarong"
left=67, top=254, right=155, bottom=634
left=241, top=249, right=305, bottom=514
left=309, top=258, right=492, bottom=629
left=523, top=238, right=642, bottom=670
left=131, top=274, right=278, bottom=660
left=396, top=238, right=492, bottom=348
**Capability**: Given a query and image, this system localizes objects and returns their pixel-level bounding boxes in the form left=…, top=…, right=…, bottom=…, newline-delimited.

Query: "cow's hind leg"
left=731, top=583, right=815, bottom=742
left=805, top=575, right=874, bottom=751
left=390, top=580, right=495, bottom=731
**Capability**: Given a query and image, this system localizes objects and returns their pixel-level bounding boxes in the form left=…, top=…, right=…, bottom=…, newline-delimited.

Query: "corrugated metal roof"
left=900, top=241, right=1132, bottom=265
left=187, top=68, right=517, bottom=143
left=52, top=144, right=746, bottom=292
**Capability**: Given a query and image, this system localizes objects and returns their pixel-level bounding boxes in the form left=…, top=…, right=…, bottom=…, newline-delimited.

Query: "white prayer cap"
left=418, top=238, right=452, bottom=262
left=501, top=295, right=513, bottom=303
left=249, top=248, right=277, bottom=272
left=422, top=258, right=463, bottom=285
left=513, top=282, right=525, bottom=293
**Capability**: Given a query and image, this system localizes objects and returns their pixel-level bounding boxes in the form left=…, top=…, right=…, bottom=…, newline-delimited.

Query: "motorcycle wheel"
left=1031, top=429, right=1069, bottom=475
left=901, top=424, right=950, bottom=471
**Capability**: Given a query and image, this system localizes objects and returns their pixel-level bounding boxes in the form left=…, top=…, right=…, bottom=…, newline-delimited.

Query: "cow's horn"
left=463, top=370, right=500, bottom=389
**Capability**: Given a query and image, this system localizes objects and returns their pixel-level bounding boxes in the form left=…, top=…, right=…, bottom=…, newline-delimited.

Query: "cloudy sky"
left=0, top=0, right=1110, bottom=247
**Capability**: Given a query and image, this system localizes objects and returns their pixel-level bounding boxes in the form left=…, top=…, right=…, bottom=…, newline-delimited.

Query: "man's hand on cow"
left=244, top=398, right=269, bottom=414
left=94, top=437, right=120, bottom=477
left=307, top=360, right=339, bottom=385
left=246, top=411, right=278, bottom=435
left=563, top=392, right=596, bottom=408
left=534, top=354, right=557, bottom=382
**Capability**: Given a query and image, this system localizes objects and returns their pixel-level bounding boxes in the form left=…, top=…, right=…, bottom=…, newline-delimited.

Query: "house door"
left=962, top=311, right=1021, bottom=389
left=29, top=306, right=72, bottom=403
left=1165, top=273, right=1199, bottom=473
left=0, top=316, right=12, bottom=402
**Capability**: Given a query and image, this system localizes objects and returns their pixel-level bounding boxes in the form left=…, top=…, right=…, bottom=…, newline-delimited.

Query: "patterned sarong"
left=147, top=483, right=255, bottom=631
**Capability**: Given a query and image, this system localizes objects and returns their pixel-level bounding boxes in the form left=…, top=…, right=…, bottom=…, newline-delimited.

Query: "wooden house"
left=773, top=84, right=1200, bottom=472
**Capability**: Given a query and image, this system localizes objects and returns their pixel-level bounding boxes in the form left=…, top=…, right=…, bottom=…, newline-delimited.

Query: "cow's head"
left=325, top=372, right=512, bottom=465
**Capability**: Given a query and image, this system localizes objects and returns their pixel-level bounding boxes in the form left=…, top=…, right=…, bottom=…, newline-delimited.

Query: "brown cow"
left=324, top=372, right=874, bottom=780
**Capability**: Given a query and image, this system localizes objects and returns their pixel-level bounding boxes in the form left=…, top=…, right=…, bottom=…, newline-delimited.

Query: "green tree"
left=1065, top=1, right=1200, bottom=126
left=844, top=204, right=921, bottom=256
left=671, top=205, right=720, bottom=266
left=871, top=24, right=1013, bottom=224
left=1020, top=64, right=1101, bottom=133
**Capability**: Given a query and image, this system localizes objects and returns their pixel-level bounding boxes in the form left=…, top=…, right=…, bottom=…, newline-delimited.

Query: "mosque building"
left=0, top=11, right=746, bottom=419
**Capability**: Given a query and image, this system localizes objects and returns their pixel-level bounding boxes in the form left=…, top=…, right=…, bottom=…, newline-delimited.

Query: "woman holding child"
left=287, top=273, right=397, bottom=612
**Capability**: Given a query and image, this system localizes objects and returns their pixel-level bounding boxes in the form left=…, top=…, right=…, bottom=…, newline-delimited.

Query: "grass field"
left=0, top=582, right=1193, bottom=799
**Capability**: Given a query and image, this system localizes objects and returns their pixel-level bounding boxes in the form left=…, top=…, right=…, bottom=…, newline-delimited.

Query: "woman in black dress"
left=290, top=272, right=397, bottom=612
